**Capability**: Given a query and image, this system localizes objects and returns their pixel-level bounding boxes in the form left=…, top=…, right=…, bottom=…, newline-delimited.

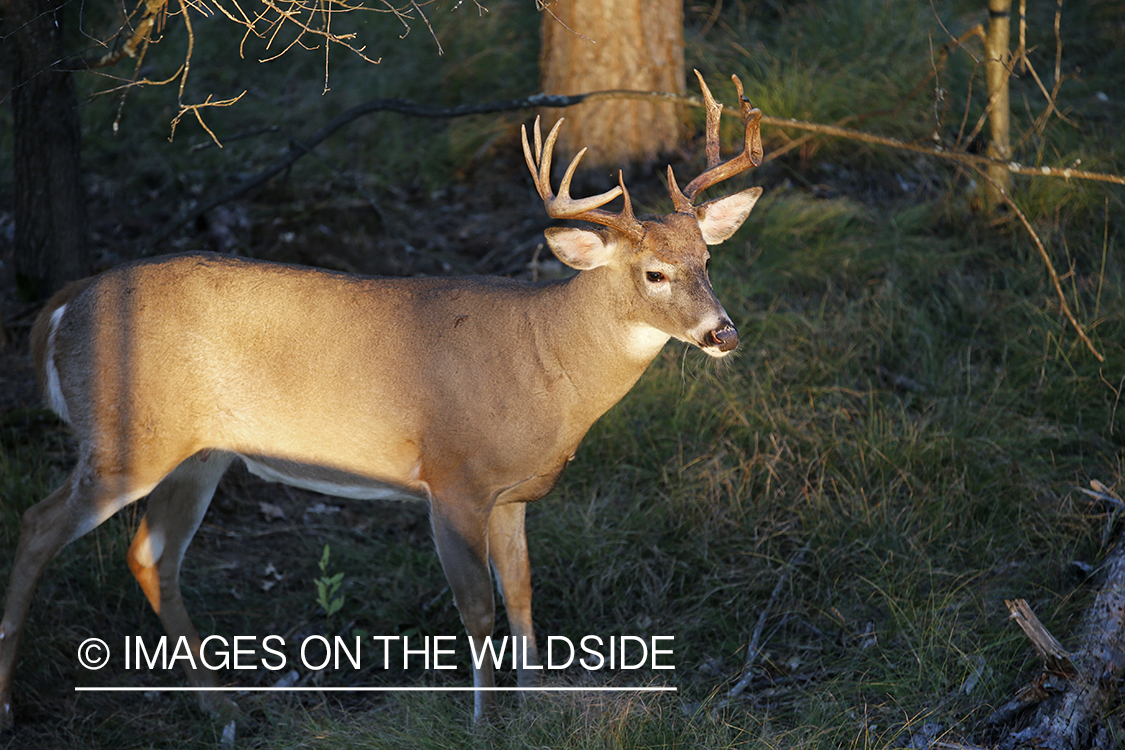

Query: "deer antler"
left=669, top=70, right=764, bottom=213
left=522, top=117, right=644, bottom=240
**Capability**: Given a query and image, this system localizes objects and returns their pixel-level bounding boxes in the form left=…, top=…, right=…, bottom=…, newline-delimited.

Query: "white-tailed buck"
left=0, top=72, right=763, bottom=726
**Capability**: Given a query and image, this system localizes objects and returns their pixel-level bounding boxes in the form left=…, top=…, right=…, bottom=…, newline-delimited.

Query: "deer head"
left=523, top=71, right=764, bottom=358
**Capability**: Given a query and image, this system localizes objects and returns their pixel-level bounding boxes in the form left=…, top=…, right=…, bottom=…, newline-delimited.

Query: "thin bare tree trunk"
left=984, top=0, right=1012, bottom=207
left=539, top=0, right=685, bottom=177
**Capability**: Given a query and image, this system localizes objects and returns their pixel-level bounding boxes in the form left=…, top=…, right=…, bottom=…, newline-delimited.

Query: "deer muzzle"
left=708, top=322, right=739, bottom=353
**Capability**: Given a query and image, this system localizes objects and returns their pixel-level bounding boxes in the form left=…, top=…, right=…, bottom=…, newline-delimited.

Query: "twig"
left=1077, top=480, right=1124, bottom=511
left=1077, top=478, right=1125, bottom=548
left=712, top=543, right=809, bottom=710
left=971, top=166, right=1105, bottom=362
left=763, top=24, right=985, bottom=166
left=934, top=742, right=993, bottom=750
left=758, top=113, right=1125, bottom=187
left=536, top=0, right=595, bottom=44
left=410, top=1, right=442, bottom=55
left=71, top=0, right=169, bottom=71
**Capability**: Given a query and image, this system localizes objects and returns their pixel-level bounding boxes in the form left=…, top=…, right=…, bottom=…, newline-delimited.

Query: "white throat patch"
left=626, top=323, right=672, bottom=360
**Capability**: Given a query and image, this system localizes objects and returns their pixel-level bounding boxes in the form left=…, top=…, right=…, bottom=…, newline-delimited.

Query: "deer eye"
left=705, top=257, right=711, bottom=272
left=645, top=271, right=667, bottom=283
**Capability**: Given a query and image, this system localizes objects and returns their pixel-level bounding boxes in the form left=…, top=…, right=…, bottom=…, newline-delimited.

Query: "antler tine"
left=522, top=116, right=560, bottom=203
left=533, top=114, right=544, bottom=165
left=695, top=69, right=723, bottom=169
left=678, top=72, right=764, bottom=206
left=732, top=74, right=764, bottom=166
left=617, top=170, right=634, bottom=223
left=667, top=165, right=693, bottom=214
left=522, top=116, right=641, bottom=238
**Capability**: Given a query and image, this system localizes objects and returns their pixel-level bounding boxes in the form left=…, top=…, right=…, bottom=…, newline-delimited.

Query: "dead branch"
left=999, top=543, right=1125, bottom=750
left=752, top=111, right=1125, bottom=187
left=77, top=0, right=169, bottom=71
left=724, top=544, right=809, bottom=702
left=1005, top=599, right=1074, bottom=674
left=683, top=543, right=813, bottom=717
left=972, top=167, right=1105, bottom=362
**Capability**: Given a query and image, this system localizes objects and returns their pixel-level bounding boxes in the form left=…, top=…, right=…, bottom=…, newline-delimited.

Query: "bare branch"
left=535, top=0, right=595, bottom=43
left=410, top=0, right=442, bottom=55
left=168, top=91, right=247, bottom=145
left=972, top=166, right=1105, bottom=362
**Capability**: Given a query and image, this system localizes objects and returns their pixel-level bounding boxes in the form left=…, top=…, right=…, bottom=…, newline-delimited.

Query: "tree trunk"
left=984, top=0, right=1012, bottom=208
left=4, top=0, right=90, bottom=301
left=539, top=0, right=685, bottom=177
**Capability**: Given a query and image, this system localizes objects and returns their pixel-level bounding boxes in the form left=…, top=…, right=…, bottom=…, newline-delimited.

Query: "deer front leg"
left=125, top=452, right=235, bottom=720
left=429, top=490, right=495, bottom=724
left=488, top=501, right=540, bottom=688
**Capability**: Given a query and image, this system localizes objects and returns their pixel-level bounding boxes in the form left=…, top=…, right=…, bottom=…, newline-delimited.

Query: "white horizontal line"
left=76, top=686, right=676, bottom=693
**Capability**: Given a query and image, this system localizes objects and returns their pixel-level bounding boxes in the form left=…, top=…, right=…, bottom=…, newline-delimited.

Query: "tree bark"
left=984, top=0, right=1012, bottom=208
left=4, top=0, right=90, bottom=300
left=539, top=0, right=685, bottom=177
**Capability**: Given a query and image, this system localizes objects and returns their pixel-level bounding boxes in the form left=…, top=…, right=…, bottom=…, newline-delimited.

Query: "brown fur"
left=29, top=277, right=95, bottom=391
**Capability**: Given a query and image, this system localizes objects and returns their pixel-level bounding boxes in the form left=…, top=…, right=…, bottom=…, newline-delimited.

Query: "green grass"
left=3, top=0, right=1125, bottom=748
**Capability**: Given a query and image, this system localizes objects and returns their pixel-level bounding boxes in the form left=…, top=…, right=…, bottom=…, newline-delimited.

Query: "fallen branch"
left=999, top=544, right=1125, bottom=750
left=704, top=543, right=809, bottom=714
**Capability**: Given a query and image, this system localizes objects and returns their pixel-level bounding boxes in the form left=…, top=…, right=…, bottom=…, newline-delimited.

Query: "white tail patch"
left=44, top=304, right=71, bottom=424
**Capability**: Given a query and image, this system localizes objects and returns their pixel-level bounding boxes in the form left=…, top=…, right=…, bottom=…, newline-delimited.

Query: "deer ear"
left=544, top=227, right=618, bottom=270
left=696, top=187, right=763, bottom=245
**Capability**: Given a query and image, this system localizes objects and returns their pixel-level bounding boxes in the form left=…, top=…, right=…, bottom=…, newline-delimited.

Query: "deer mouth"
left=701, top=323, right=739, bottom=355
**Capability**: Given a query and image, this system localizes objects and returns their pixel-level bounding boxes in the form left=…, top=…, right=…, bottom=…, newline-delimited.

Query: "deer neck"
left=532, top=267, right=670, bottom=418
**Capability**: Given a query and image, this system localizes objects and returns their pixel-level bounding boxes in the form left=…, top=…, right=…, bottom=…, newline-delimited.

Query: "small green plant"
left=314, top=544, right=346, bottom=625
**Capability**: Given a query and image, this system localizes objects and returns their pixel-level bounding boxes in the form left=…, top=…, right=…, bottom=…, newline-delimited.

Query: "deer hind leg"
left=0, top=466, right=155, bottom=727
left=125, top=451, right=234, bottom=719
left=488, top=501, right=540, bottom=689
left=429, top=487, right=496, bottom=724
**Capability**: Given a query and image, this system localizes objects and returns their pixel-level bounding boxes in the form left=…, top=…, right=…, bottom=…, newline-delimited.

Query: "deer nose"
left=708, top=323, right=739, bottom=352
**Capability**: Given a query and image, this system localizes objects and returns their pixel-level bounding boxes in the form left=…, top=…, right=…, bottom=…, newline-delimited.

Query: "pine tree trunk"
left=4, top=0, right=90, bottom=300
left=539, top=0, right=685, bottom=177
